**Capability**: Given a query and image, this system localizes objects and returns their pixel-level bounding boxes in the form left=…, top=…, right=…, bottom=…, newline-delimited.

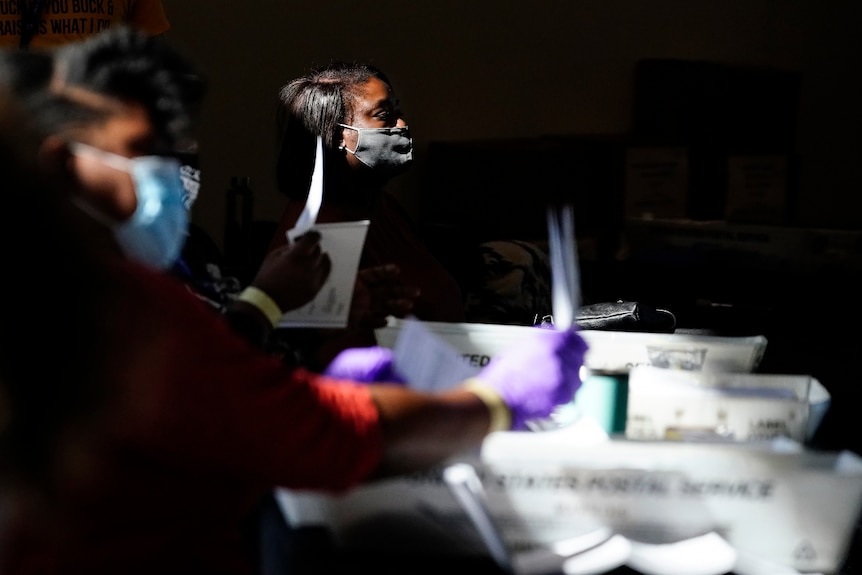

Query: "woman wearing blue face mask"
left=267, top=61, right=467, bottom=371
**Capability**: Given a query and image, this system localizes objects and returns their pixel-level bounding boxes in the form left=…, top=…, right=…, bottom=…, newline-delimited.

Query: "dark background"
left=162, top=0, right=861, bottom=248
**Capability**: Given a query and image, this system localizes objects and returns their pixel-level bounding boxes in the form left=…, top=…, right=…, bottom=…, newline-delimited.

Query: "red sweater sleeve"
left=109, top=261, right=384, bottom=493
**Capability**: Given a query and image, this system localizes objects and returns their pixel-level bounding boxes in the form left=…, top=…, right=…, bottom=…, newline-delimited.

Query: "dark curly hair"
left=52, top=25, right=206, bottom=151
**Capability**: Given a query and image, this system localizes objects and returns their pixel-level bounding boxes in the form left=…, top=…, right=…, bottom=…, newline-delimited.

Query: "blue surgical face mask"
left=338, top=124, right=413, bottom=175
left=69, top=142, right=189, bottom=270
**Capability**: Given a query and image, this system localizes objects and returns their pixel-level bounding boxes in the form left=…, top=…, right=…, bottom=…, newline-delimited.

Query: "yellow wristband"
left=237, top=286, right=283, bottom=328
left=462, top=378, right=512, bottom=434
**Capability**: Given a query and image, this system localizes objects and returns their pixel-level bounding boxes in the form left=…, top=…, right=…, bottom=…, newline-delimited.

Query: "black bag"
left=574, top=301, right=676, bottom=333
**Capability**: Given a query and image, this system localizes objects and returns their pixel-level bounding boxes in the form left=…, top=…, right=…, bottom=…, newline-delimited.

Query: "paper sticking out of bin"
left=625, top=366, right=831, bottom=444
left=277, top=433, right=862, bottom=574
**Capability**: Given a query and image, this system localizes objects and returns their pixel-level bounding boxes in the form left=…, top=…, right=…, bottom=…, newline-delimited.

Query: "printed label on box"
left=725, top=155, right=788, bottom=223
left=624, top=147, right=689, bottom=219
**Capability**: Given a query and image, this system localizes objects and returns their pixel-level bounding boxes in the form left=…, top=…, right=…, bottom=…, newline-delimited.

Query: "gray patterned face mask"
left=338, top=124, right=413, bottom=175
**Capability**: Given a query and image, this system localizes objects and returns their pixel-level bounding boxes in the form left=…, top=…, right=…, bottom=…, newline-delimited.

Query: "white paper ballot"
left=290, top=136, right=324, bottom=238
left=278, top=134, right=370, bottom=329
left=546, top=205, right=580, bottom=330
left=392, top=316, right=480, bottom=391
left=277, top=220, right=370, bottom=329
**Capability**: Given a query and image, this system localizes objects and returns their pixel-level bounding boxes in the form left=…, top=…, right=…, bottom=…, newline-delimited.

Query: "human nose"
left=395, top=116, right=407, bottom=128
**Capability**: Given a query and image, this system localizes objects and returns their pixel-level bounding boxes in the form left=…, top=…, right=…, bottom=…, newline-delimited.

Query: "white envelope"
left=277, top=220, right=369, bottom=329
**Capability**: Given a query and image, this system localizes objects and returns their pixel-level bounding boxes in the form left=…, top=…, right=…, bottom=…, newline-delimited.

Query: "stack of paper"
left=277, top=136, right=370, bottom=329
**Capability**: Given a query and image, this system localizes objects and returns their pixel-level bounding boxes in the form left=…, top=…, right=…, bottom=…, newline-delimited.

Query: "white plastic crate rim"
left=626, top=366, right=831, bottom=443
left=375, top=317, right=768, bottom=374
left=278, top=433, right=862, bottom=574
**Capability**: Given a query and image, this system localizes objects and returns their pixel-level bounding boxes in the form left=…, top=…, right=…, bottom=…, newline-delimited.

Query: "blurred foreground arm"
left=366, top=384, right=496, bottom=477
left=343, top=329, right=588, bottom=476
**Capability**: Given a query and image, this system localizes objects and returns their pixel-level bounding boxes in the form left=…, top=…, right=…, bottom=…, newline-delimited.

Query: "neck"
left=326, top=167, right=384, bottom=212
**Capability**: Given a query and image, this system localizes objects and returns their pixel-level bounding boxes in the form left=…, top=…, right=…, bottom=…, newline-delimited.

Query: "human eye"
left=374, top=108, right=392, bottom=122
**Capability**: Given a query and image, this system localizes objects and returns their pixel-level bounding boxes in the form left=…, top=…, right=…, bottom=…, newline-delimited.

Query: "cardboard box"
left=624, top=147, right=689, bottom=219
left=277, top=436, right=862, bottom=574
left=625, top=366, right=831, bottom=443
left=725, top=155, right=789, bottom=224
left=623, top=217, right=862, bottom=274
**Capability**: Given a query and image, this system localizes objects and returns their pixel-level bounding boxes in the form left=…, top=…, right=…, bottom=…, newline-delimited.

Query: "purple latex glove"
left=323, top=346, right=406, bottom=384
left=476, top=328, right=588, bottom=430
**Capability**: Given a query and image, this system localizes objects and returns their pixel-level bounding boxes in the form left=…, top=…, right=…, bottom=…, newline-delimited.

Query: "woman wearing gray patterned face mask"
left=274, top=61, right=415, bottom=197
left=267, top=61, right=466, bottom=372
left=337, top=122, right=413, bottom=175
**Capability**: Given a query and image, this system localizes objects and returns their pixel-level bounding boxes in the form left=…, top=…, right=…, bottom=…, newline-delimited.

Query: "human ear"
left=337, top=125, right=347, bottom=151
